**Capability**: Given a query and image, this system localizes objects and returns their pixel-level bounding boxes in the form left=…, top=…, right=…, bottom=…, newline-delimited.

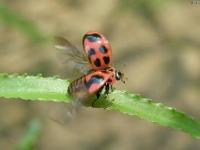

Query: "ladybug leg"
left=105, top=83, right=110, bottom=95
left=96, top=86, right=104, bottom=99
left=111, top=85, right=114, bottom=92
left=96, top=90, right=101, bottom=99
left=92, top=86, right=104, bottom=107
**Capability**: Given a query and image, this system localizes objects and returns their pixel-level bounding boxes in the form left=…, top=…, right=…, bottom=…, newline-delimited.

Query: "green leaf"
left=0, top=73, right=199, bottom=138
left=0, top=73, right=70, bottom=102
left=0, top=4, right=51, bottom=43
left=16, top=119, right=41, bottom=150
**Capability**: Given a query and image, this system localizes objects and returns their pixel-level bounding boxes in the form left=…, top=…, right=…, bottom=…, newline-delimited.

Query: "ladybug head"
left=115, top=70, right=125, bottom=84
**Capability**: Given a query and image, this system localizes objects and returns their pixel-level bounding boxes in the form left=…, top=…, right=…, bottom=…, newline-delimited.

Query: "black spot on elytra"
left=94, top=58, right=101, bottom=67
left=99, top=46, right=108, bottom=53
left=103, top=56, right=110, bottom=64
left=86, top=34, right=101, bottom=42
left=86, top=75, right=104, bottom=89
left=88, top=48, right=96, bottom=56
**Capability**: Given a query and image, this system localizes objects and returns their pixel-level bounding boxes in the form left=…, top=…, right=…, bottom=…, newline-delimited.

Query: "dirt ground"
left=0, top=0, right=200, bottom=150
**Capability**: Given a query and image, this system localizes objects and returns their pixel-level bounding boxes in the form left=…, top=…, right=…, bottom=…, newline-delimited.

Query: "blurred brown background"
left=0, top=0, right=200, bottom=150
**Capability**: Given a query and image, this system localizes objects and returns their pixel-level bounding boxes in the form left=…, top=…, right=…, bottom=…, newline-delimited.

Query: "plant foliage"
left=0, top=74, right=199, bottom=138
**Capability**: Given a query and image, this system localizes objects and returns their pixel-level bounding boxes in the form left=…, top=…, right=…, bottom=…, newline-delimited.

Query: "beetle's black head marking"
left=115, top=70, right=125, bottom=83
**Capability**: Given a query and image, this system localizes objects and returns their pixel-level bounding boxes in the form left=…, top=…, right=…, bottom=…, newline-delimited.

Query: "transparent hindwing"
left=54, top=36, right=90, bottom=76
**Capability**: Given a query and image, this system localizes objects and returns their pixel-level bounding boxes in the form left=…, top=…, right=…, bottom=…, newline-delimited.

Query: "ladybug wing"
left=55, top=36, right=89, bottom=74
left=85, top=70, right=112, bottom=94
left=83, top=32, right=112, bottom=70
left=68, top=71, right=112, bottom=105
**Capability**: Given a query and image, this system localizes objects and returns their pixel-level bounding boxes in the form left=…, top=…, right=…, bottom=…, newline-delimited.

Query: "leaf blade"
left=0, top=73, right=199, bottom=138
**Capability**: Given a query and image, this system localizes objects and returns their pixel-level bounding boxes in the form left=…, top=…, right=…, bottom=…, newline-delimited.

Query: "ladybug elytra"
left=55, top=31, right=125, bottom=105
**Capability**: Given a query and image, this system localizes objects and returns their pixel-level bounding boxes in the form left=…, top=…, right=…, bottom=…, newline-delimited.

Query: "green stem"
left=0, top=73, right=200, bottom=138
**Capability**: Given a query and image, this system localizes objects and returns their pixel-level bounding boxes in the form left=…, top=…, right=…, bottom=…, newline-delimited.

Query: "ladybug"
left=68, top=67, right=124, bottom=105
left=55, top=31, right=125, bottom=105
